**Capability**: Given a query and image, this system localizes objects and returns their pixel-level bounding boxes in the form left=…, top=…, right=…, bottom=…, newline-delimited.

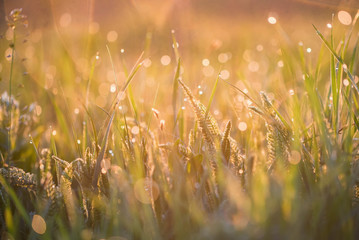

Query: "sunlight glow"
left=338, top=10, right=352, bottom=25
left=110, top=84, right=117, bottom=93
left=89, top=22, right=100, bottom=34
left=59, top=13, right=71, bottom=28
left=238, top=122, right=248, bottom=131
left=95, top=96, right=106, bottom=108
left=143, top=58, right=152, bottom=68
left=289, top=150, right=301, bottom=165
left=172, top=42, right=179, bottom=49
left=218, top=53, right=229, bottom=63
left=131, top=126, right=140, bottom=135
left=248, top=61, right=259, bottom=72
left=32, top=215, right=46, bottom=235
left=107, top=31, right=118, bottom=42
left=268, top=16, right=277, bottom=24
left=202, top=59, right=210, bottom=66
left=118, top=105, right=128, bottom=114
left=99, top=83, right=110, bottom=96
left=203, top=66, right=214, bottom=77
left=160, top=55, right=171, bottom=65
left=31, top=29, right=42, bottom=43
left=256, top=45, right=263, bottom=52
left=277, top=60, right=284, bottom=68
left=134, top=178, right=160, bottom=204
left=25, top=46, right=35, bottom=59
left=220, top=69, right=230, bottom=80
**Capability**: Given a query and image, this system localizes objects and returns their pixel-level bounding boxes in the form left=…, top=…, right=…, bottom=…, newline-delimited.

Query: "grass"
left=0, top=7, right=359, bottom=240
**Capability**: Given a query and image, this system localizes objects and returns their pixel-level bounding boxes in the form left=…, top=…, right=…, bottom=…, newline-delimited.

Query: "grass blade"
left=0, top=175, right=31, bottom=225
left=92, top=112, right=115, bottom=191
left=205, top=70, right=221, bottom=119
left=313, top=24, right=359, bottom=93
left=172, top=58, right=181, bottom=126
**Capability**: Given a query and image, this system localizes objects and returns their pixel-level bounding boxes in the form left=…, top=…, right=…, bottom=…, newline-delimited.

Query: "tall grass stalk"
left=7, top=28, right=16, bottom=161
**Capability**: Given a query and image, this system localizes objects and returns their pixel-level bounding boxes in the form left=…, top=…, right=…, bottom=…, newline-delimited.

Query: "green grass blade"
left=81, top=102, right=99, bottom=154
left=108, top=52, right=144, bottom=115
left=171, top=30, right=180, bottom=61
left=172, top=58, right=181, bottom=125
left=127, top=85, right=139, bottom=123
left=86, top=52, right=98, bottom=108
left=329, top=26, right=338, bottom=134
left=106, top=45, right=118, bottom=87
left=205, top=70, right=221, bottom=119
left=92, top=112, right=115, bottom=191
left=313, top=24, right=359, bottom=93
left=349, top=36, right=359, bottom=72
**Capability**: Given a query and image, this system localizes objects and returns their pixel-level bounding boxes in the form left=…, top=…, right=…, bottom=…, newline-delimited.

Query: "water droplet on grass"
left=268, top=16, right=277, bottom=24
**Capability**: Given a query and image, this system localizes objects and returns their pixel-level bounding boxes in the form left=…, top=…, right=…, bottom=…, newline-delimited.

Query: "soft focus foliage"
left=0, top=3, right=359, bottom=240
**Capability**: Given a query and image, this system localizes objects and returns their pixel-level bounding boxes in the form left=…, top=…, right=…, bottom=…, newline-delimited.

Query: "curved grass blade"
left=221, top=79, right=291, bottom=130
left=313, top=24, right=359, bottom=93
left=171, top=30, right=180, bottom=61
left=106, top=45, right=118, bottom=87
left=92, top=112, right=115, bottom=191
left=110, top=51, right=144, bottom=111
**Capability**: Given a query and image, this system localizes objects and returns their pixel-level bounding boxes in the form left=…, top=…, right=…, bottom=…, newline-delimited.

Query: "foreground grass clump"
left=1, top=8, right=359, bottom=240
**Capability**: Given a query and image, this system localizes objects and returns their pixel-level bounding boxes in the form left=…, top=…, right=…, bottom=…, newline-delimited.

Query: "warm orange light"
left=338, top=11, right=352, bottom=25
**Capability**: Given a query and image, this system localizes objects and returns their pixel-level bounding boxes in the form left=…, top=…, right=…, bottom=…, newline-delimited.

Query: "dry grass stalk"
left=249, top=92, right=291, bottom=170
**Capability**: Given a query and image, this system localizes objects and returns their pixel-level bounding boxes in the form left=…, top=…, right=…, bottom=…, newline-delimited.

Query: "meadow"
left=0, top=3, right=359, bottom=239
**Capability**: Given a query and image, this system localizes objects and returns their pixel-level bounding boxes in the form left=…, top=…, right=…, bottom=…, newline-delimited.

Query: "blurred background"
left=1, top=0, right=358, bottom=60
left=0, top=0, right=358, bottom=159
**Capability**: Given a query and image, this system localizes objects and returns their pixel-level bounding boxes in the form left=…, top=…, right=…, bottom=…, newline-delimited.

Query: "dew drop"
left=268, top=16, right=277, bottom=24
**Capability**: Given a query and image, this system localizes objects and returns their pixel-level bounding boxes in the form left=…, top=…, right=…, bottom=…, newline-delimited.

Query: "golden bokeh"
left=32, top=215, right=46, bottom=235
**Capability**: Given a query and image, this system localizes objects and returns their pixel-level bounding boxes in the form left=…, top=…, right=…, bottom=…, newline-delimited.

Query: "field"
left=0, top=1, right=359, bottom=239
